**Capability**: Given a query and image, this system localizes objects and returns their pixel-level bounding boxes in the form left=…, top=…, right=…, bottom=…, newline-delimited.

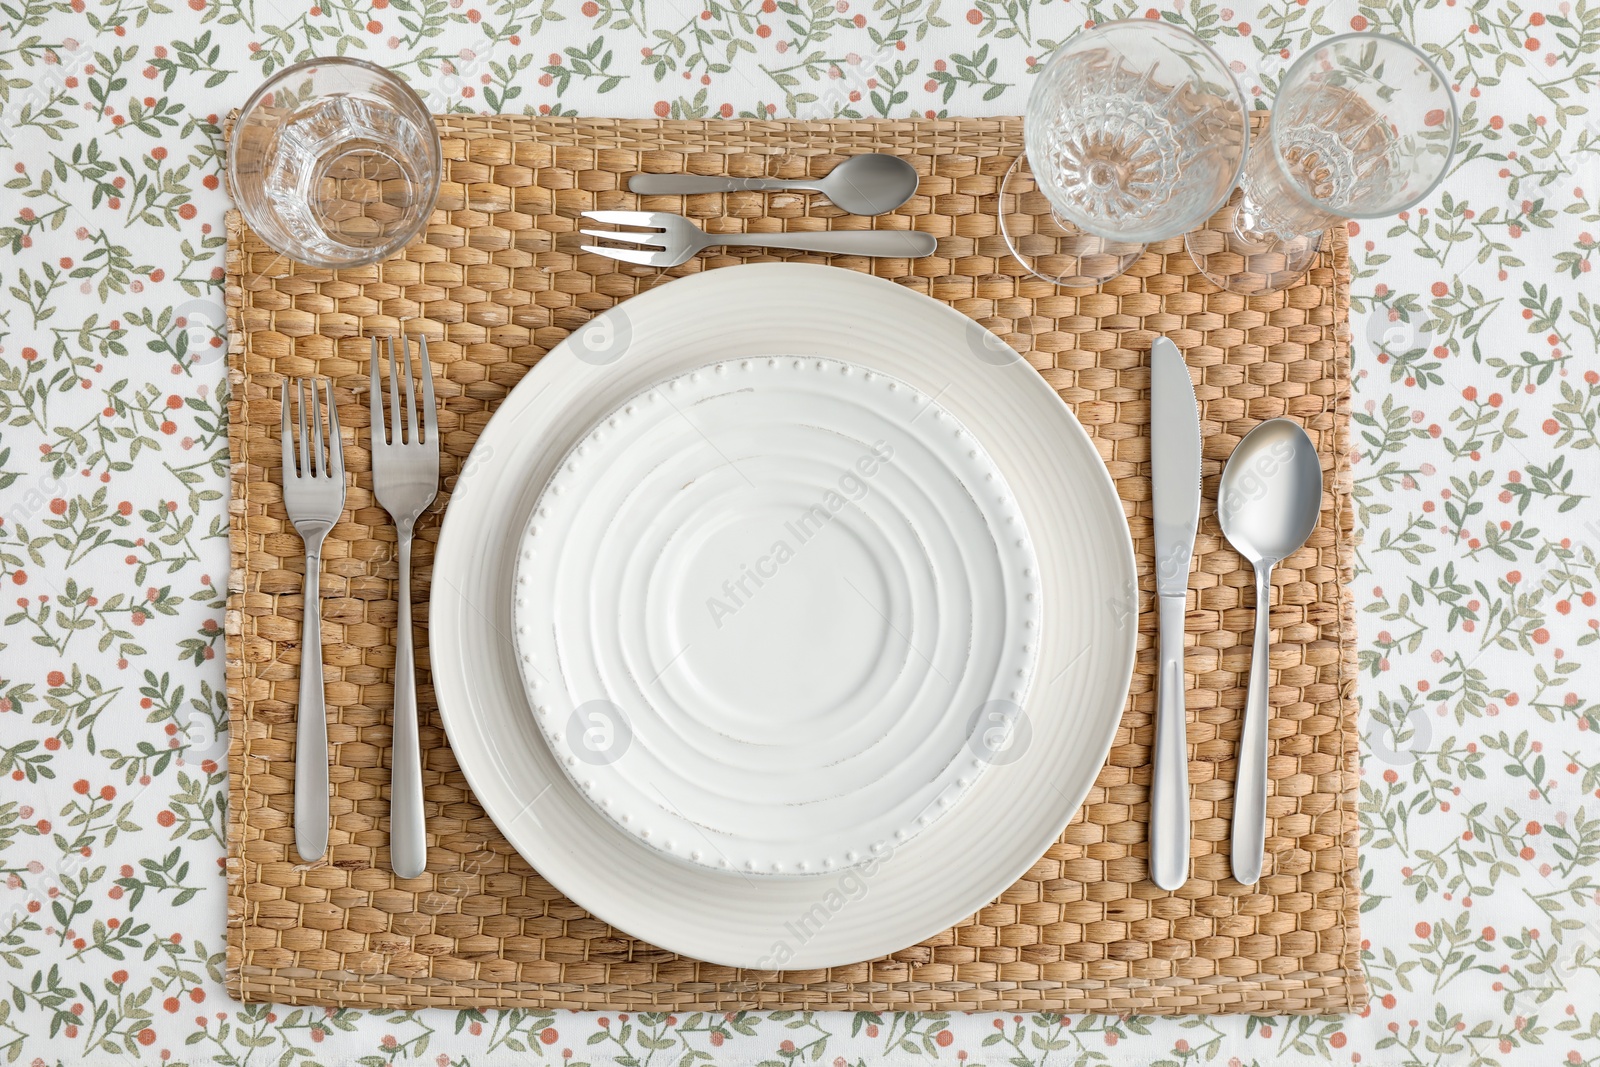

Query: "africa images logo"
left=704, top=440, right=895, bottom=629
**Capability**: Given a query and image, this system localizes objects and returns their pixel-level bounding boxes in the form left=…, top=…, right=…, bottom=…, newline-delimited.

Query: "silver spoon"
left=628, top=153, right=920, bottom=216
left=1216, top=418, right=1322, bottom=886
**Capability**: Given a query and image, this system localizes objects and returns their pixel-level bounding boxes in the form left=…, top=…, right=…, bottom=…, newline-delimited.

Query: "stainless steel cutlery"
left=1148, top=338, right=1201, bottom=892
left=281, top=377, right=345, bottom=864
left=1147, top=349, right=1325, bottom=890
left=580, top=210, right=936, bottom=268
left=629, top=153, right=920, bottom=216
left=1217, top=418, right=1321, bottom=886
left=369, top=335, right=441, bottom=880
left=280, top=343, right=440, bottom=878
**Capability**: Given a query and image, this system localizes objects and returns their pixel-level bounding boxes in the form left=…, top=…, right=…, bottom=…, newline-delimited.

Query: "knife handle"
left=1149, top=593, right=1191, bottom=891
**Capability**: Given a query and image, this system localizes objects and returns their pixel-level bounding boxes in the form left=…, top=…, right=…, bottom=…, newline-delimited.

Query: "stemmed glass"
left=1186, top=33, right=1458, bottom=294
left=999, top=21, right=1250, bottom=288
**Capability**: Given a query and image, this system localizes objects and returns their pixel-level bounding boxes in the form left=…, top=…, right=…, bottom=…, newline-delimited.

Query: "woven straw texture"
left=224, top=115, right=1363, bottom=1014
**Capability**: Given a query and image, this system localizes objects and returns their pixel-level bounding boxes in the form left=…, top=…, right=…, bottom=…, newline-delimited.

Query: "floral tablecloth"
left=1, top=0, right=1597, bottom=1063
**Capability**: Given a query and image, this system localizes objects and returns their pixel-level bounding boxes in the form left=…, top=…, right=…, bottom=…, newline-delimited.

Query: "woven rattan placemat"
left=224, top=115, right=1363, bottom=1014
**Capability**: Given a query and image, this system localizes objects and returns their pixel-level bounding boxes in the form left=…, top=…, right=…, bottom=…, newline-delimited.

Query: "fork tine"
left=582, top=244, right=671, bottom=266
left=578, top=228, right=670, bottom=248
left=386, top=336, right=404, bottom=445
left=400, top=334, right=419, bottom=446
left=296, top=378, right=310, bottom=479
left=309, top=375, right=324, bottom=478
left=418, top=336, right=437, bottom=445
left=325, top=379, right=343, bottom=477
left=281, top=378, right=295, bottom=477
left=370, top=337, right=385, bottom=447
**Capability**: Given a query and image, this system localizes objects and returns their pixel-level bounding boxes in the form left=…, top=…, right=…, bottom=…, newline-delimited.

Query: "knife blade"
left=1148, top=336, right=1201, bottom=892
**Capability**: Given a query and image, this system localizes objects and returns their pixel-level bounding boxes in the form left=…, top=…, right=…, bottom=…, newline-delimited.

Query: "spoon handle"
left=628, top=174, right=809, bottom=196
left=1232, top=563, right=1274, bottom=885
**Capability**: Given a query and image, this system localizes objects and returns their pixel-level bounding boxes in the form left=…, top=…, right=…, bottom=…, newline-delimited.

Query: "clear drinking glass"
left=228, top=58, right=441, bottom=270
left=999, top=21, right=1249, bottom=288
left=1186, top=33, right=1458, bottom=294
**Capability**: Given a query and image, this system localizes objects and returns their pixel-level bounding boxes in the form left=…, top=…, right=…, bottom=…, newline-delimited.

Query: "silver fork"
left=369, top=335, right=440, bottom=879
left=579, top=209, right=937, bottom=267
left=281, top=377, right=345, bottom=864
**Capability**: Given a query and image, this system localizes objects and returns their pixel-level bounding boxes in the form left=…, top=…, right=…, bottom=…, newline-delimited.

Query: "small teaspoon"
left=629, top=153, right=920, bottom=216
left=1216, top=418, right=1322, bottom=886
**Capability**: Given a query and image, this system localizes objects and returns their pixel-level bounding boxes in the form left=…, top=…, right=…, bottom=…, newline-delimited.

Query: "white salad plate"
left=431, top=263, right=1137, bottom=969
left=508, top=355, right=1042, bottom=876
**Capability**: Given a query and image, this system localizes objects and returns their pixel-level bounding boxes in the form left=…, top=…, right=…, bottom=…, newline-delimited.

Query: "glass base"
left=1185, top=202, right=1323, bottom=295
left=998, top=157, right=1147, bottom=288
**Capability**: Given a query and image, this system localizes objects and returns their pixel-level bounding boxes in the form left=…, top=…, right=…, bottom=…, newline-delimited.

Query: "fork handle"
left=389, top=532, right=427, bottom=879
left=629, top=174, right=810, bottom=196
left=294, top=549, right=329, bottom=863
left=710, top=229, right=937, bottom=258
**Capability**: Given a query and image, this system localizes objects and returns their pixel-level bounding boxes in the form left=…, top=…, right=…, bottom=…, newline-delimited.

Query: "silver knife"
left=1149, top=336, right=1201, bottom=891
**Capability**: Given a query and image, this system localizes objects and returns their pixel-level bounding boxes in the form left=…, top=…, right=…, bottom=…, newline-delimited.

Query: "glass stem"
left=1233, top=145, right=1338, bottom=247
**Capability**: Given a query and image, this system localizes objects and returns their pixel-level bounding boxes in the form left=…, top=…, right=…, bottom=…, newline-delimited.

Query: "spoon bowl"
left=629, top=153, right=920, bottom=216
left=815, top=153, right=921, bottom=215
left=1218, top=419, right=1322, bottom=565
left=1216, top=417, right=1321, bottom=886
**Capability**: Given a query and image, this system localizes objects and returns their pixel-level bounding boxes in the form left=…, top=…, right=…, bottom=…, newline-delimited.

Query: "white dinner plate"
left=509, top=355, right=1042, bottom=876
left=431, top=264, right=1137, bottom=969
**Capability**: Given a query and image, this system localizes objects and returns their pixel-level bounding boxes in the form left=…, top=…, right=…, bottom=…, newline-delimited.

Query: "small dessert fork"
left=579, top=210, right=936, bottom=267
left=281, top=377, right=345, bottom=864
left=369, top=335, right=440, bottom=879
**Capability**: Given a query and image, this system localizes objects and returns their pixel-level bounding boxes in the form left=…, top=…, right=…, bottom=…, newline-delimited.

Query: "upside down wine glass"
left=1186, top=33, right=1459, bottom=294
left=1000, top=21, right=1250, bottom=288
